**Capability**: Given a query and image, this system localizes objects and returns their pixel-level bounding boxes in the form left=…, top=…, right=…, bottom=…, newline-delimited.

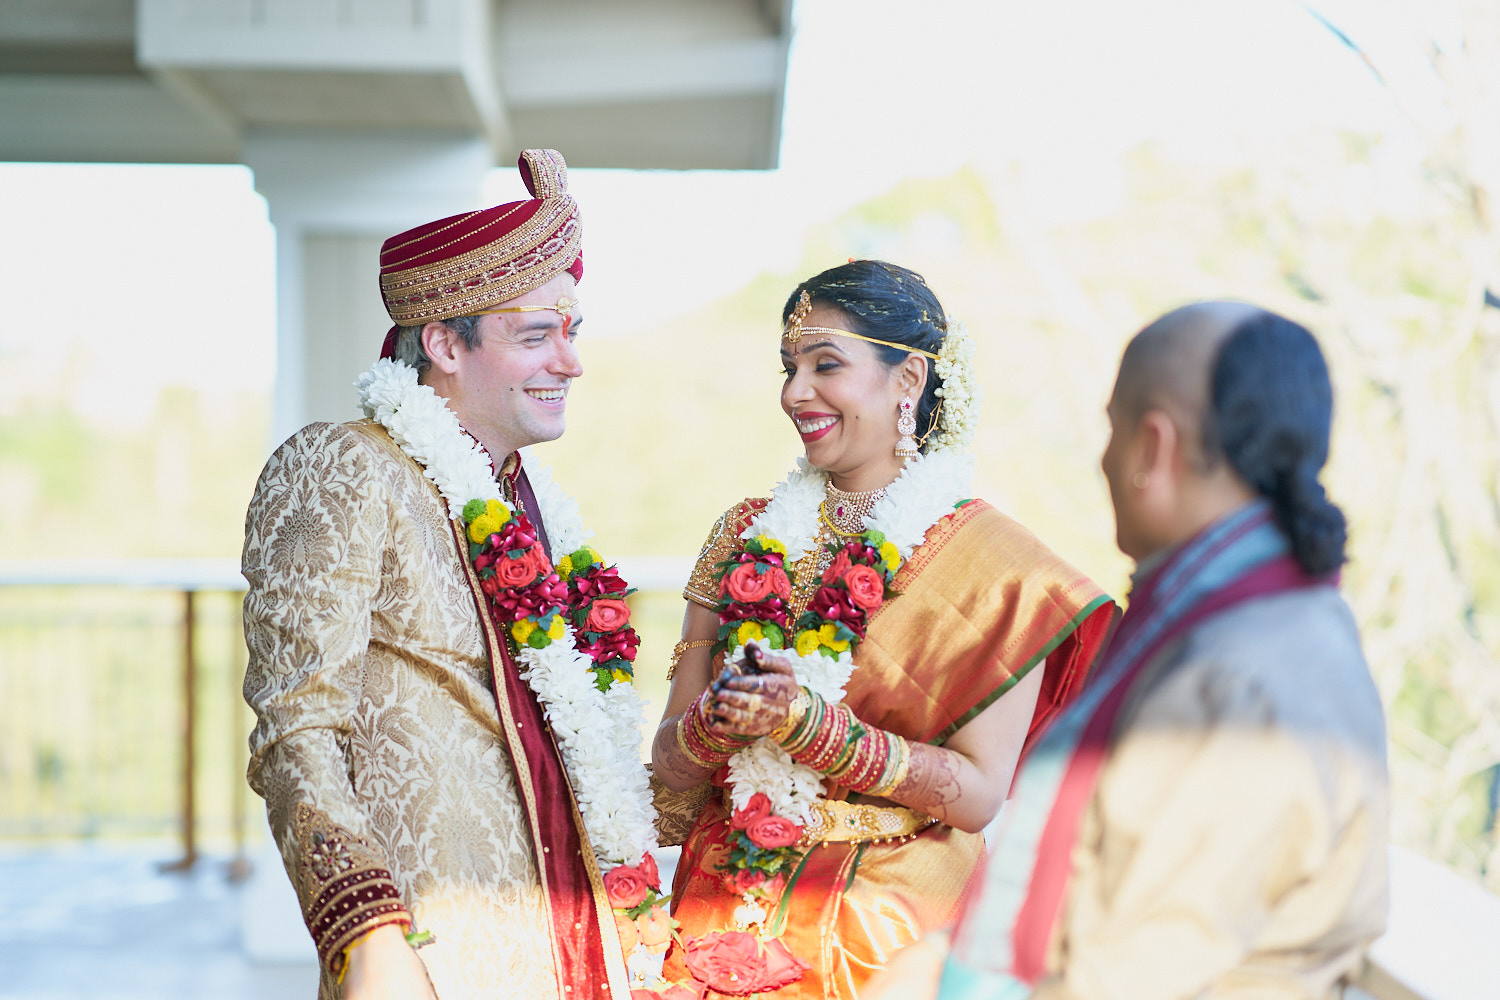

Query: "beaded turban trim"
left=378, top=148, right=583, bottom=329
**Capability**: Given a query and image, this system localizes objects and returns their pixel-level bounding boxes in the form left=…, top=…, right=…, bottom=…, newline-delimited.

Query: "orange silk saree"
left=664, top=499, right=1114, bottom=999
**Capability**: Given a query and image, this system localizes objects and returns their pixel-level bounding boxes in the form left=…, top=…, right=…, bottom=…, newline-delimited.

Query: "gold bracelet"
left=769, top=687, right=811, bottom=744
left=668, top=638, right=716, bottom=681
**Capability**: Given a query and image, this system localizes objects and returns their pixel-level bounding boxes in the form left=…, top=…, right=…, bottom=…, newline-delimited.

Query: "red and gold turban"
left=377, top=148, right=583, bottom=357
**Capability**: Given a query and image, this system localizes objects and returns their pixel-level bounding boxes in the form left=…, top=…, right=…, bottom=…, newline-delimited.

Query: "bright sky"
left=0, top=0, right=1454, bottom=429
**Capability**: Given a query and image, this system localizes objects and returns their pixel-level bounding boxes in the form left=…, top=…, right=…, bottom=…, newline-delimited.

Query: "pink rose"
left=682, top=931, right=809, bottom=996
left=722, top=563, right=775, bottom=604
left=723, top=868, right=766, bottom=895
left=585, top=597, right=631, bottom=633
left=758, top=938, right=812, bottom=991
left=745, top=815, right=802, bottom=850
left=682, top=931, right=766, bottom=995
left=604, top=864, right=651, bottom=909
left=842, top=564, right=885, bottom=610
left=729, top=793, right=772, bottom=831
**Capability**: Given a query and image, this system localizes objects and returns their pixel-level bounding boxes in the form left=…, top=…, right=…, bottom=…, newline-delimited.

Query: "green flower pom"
left=462, top=498, right=487, bottom=523
left=863, top=528, right=886, bottom=547
left=526, top=630, right=551, bottom=649
left=764, top=623, right=786, bottom=649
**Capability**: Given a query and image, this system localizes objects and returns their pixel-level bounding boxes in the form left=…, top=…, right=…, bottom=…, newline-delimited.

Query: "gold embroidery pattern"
left=650, top=771, right=716, bottom=848
left=381, top=208, right=581, bottom=325
left=243, top=420, right=563, bottom=999
left=683, top=502, right=769, bottom=609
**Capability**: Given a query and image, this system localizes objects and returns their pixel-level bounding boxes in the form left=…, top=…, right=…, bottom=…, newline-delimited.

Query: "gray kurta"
left=1032, top=586, right=1389, bottom=999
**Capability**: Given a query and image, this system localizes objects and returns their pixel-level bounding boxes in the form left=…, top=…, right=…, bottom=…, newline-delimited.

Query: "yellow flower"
left=611, top=668, right=631, bottom=683
left=795, top=629, right=821, bottom=656
left=880, top=541, right=900, bottom=573
left=511, top=619, right=536, bottom=643
left=557, top=555, right=574, bottom=578
left=818, top=623, right=850, bottom=653
left=466, top=499, right=513, bottom=543
left=736, top=621, right=765, bottom=646
left=546, top=616, right=567, bottom=640
left=755, top=535, right=787, bottom=556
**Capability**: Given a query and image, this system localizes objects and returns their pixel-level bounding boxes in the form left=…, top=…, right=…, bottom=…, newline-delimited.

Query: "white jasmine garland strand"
left=354, top=359, right=499, bottom=518
left=355, top=359, right=656, bottom=869
left=930, top=320, right=981, bottom=454
left=725, top=451, right=972, bottom=821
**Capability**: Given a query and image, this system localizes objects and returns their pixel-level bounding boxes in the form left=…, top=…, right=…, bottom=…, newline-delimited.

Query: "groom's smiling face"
left=446, top=272, right=584, bottom=456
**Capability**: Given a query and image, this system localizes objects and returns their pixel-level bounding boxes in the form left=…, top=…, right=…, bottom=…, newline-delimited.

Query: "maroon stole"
left=453, top=465, right=630, bottom=997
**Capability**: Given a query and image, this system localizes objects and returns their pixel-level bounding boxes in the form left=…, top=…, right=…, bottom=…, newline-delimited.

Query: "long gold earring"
left=896, top=396, right=919, bottom=461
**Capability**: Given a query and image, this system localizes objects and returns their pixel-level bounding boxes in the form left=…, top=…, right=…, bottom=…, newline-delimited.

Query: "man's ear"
left=422, top=321, right=464, bottom=375
left=1138, top=409, right=1179, bottom=483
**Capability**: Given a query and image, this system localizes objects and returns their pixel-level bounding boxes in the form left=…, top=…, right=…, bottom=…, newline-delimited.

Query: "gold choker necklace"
left=823, top=482, right=887, bottom=536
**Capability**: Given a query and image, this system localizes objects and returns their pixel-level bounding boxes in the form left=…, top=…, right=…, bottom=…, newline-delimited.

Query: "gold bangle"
left=675, top=712, right=717, bottom=769
left=769, top=687, right=811, bottom=744
left=668, top=638, right=716, bottom=681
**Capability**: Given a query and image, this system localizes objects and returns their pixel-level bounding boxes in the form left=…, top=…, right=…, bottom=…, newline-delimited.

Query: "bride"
left=649, top=260, right=1116, bottom=998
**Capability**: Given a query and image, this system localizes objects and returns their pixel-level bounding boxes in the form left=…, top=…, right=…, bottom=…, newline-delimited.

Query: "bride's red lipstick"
left=794, top=411, right=839, bottom=443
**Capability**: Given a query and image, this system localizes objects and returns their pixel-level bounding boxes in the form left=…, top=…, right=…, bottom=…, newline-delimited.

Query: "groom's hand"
left=342, top=924, right=438, bottom=1000
left=709, top=654, right=799, bottom=738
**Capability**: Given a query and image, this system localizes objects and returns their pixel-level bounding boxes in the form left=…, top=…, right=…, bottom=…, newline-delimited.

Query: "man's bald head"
left=1102, top=300, right=1347, bottom=575
left=1112, top=301, right=1264, bottom=468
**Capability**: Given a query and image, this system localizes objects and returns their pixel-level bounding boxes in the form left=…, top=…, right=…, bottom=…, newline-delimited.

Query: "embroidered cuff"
left=291, top=803, right=412, bottom=975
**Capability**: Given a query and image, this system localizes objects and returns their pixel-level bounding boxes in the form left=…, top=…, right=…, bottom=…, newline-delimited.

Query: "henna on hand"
left=891, top=743, right=963, bottom=819
left=708, top=672, right=799, bottom=739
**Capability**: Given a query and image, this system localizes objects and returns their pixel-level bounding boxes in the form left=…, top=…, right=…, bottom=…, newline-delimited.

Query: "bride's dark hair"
left=783, top=260, right=948, bottom=452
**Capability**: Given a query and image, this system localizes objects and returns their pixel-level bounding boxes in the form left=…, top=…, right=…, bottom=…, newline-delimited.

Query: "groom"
left=241, top=150, right=630, bottom=999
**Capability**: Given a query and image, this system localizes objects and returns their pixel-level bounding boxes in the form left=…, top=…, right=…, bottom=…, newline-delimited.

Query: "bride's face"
left=779, top=305, right=908, bottom=480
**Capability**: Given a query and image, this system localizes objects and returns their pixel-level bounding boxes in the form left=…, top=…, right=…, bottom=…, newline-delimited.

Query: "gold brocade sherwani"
left=243, top=419, right=565, bottom=1000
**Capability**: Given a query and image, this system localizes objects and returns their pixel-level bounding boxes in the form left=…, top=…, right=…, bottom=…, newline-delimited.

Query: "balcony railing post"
left=162, top=588, right=197, bottom=871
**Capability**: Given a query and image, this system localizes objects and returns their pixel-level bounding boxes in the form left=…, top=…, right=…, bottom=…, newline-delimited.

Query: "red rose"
left=758, top=938, right=812, bottom=991
left=729, top=792, right=772, bottom=831
left=585, top=597, right=631, bottom=633
left=638, top=850, right=660, bottom=890
left=761, top=566, right=792, bottom=601
left=821, top=550, right=853, bottom=585
left=603, top=864, right=651, bottom=909
left=842, top=564, right=885, bottom=610
left=495, top=551, right=541, bottom=588
left=722, top=563, right=775, bottom=604
left=745, top=815, right=802, bottom=850
left=682, top=931, right=766, bottom=995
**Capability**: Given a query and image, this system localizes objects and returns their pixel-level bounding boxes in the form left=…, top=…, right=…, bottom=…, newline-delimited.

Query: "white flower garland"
left=355, top=358, right=656, bottom=868
left=724, top=450, right=973, bottom=823
left=930, top=320, right=981, bottom=454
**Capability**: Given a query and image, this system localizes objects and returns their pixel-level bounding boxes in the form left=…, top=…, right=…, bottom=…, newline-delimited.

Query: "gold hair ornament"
left=784, top=291, right=939, bottom=360
left=473, top=296, right=579, bottom=319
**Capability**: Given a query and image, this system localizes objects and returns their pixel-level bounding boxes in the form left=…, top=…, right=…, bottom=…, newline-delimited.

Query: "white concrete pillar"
left=245, top=129, right=493, bottom=445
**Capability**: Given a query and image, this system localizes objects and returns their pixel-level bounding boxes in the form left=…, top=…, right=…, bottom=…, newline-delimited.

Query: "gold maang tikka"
left=783, top=290, right=939, bottom=360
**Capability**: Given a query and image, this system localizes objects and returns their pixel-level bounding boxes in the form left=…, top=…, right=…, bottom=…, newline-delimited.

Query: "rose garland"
left=354, top=359, right=658, bottom=875
left=657, top=449, right=972, bottom=994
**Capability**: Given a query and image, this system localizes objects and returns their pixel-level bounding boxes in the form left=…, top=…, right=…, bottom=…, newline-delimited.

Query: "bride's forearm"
left=651, top=716, right=716, bottom=791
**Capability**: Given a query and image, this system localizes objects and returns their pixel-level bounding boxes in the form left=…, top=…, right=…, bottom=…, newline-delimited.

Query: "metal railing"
left=0, top=557, right=690, bottom=872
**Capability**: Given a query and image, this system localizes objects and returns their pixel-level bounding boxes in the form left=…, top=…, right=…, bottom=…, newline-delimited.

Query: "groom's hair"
left=392, top=314, right=484, bottom=374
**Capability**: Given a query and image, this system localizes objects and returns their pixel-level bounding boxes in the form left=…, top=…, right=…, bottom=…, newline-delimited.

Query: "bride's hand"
left=707, top=653, right=799, bottom=738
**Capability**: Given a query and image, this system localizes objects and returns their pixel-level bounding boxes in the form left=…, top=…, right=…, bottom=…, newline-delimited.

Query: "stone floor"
left=0, top=842, right=317, bottom=1000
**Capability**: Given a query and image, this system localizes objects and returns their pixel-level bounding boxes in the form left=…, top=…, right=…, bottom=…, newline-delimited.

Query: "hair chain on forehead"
left=784, top=290, right=939, bottom=360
